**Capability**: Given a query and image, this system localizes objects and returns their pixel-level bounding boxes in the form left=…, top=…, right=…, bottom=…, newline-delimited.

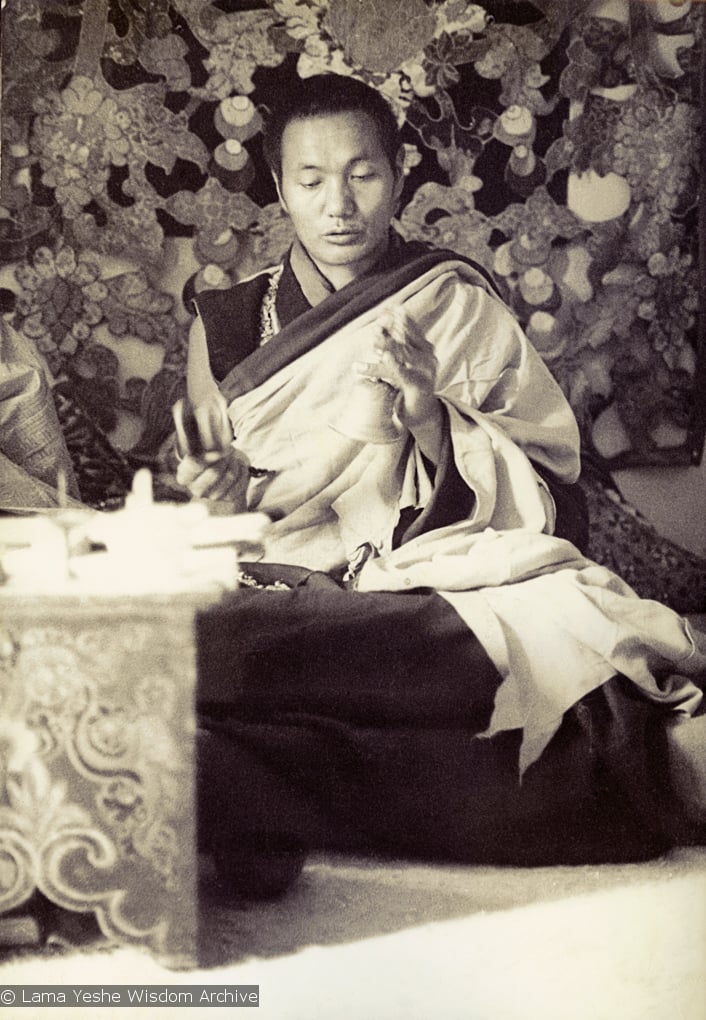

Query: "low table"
left=0, top=588, right=218, bottom=967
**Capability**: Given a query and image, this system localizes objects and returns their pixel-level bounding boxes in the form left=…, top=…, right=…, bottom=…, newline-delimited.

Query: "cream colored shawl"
left=226, top=259, right=580, bottom=572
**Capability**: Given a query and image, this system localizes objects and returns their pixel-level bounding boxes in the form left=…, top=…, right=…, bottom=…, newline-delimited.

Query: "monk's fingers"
left=375, top=345, right=419, bottom=372
left=371, top=317, right=396, bottom=353
left=389, top=307, right=429, bottom=350
left=355, top=353, right=408, bottom=389
left=205, top=461, right=246, bottom=500
left=376, top=331, right=433, bottom=373
left=189, top=461, right=238, bottom=499
left=361, top=320, right=435, bottom=378
left=377, top=348, right=437, bottom=393
left=190, top=471, right=224, bottom=500
left=176, top=454, right=215, bottom=488
left=354, top=359, right=381, bottom=381
left=393, top=357, right=439, bottom=407
left=207, top=475, right=243, bottom=503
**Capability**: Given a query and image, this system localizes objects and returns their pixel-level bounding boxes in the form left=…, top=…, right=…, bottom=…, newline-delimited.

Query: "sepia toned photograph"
left=0, top=1, right=704, bottom=1016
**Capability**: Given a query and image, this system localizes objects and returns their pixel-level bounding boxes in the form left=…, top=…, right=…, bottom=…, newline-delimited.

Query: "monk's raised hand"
left=357, top=306, right=442, bottom=462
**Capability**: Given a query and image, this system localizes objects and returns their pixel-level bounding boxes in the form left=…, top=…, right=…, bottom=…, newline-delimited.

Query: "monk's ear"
left=273, top=171, right=288, bottom=213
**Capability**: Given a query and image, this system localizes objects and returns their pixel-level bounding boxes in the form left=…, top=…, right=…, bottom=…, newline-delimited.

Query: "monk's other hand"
left=176, top=449, right=250, bottom=507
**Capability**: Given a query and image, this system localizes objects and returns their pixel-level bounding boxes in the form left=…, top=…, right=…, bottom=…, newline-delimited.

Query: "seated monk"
left=175, top=74, right=706, bottom=898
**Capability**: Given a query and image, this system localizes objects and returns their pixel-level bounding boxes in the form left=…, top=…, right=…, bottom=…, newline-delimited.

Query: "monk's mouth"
left=324, top=231, right=364, bottom=243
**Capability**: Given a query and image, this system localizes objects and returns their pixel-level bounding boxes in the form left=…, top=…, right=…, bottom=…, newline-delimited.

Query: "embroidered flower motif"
left=167, top=180, right=263, bottom=275
left=31, top=72, right=209, bottom=260
left=101, top=271, right=175, bottom=346
left=572, top=286, right=632, bottom=353
left=560, top=16, right=633, bottom=101
left=32, top=77, right=122, bottom=217
left=473, top=27, right=513, bottom=79
left=563, top=95, right=623, bottom=174
left=100, top=99, right=132, bottom=166
left=12, top=244, right=104, bottom=373
left=166, top=179, right=260, bottom=239
left=606, top=95, right=696, bottom=217
left=192, top=9, right=285, bottom=99
left=493, top=188, right=584, bottom=274
left=423, top=31, right=471, bottom=89
left=642, top=249, right=698, bottom=365
left=473, top=21, right=544, bottom=92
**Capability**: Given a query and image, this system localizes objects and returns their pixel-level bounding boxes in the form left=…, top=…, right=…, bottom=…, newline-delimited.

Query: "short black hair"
left=263, top=74, right=401, bottom=180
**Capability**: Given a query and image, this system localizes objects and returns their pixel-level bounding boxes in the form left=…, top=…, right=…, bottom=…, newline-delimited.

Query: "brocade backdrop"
left=1, top=0, right=706, bottom=610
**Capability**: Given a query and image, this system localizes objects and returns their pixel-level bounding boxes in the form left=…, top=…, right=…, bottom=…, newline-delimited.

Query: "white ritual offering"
left=0, top=469, right=270, bottom=595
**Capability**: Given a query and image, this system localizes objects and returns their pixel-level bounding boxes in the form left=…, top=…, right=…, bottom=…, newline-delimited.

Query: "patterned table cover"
left=0, top=588, right=218, bottom=967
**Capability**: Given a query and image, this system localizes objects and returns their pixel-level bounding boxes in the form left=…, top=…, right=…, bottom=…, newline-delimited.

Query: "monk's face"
left=276, top=110, right=404, bottom=290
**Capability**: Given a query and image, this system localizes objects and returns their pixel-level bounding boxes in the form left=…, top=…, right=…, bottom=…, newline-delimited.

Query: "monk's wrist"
left=403, top=397, right=443, bottom=464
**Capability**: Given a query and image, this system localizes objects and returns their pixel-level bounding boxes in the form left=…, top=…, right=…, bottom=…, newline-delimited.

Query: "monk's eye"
left=300, top=179, right=321, bottom=189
